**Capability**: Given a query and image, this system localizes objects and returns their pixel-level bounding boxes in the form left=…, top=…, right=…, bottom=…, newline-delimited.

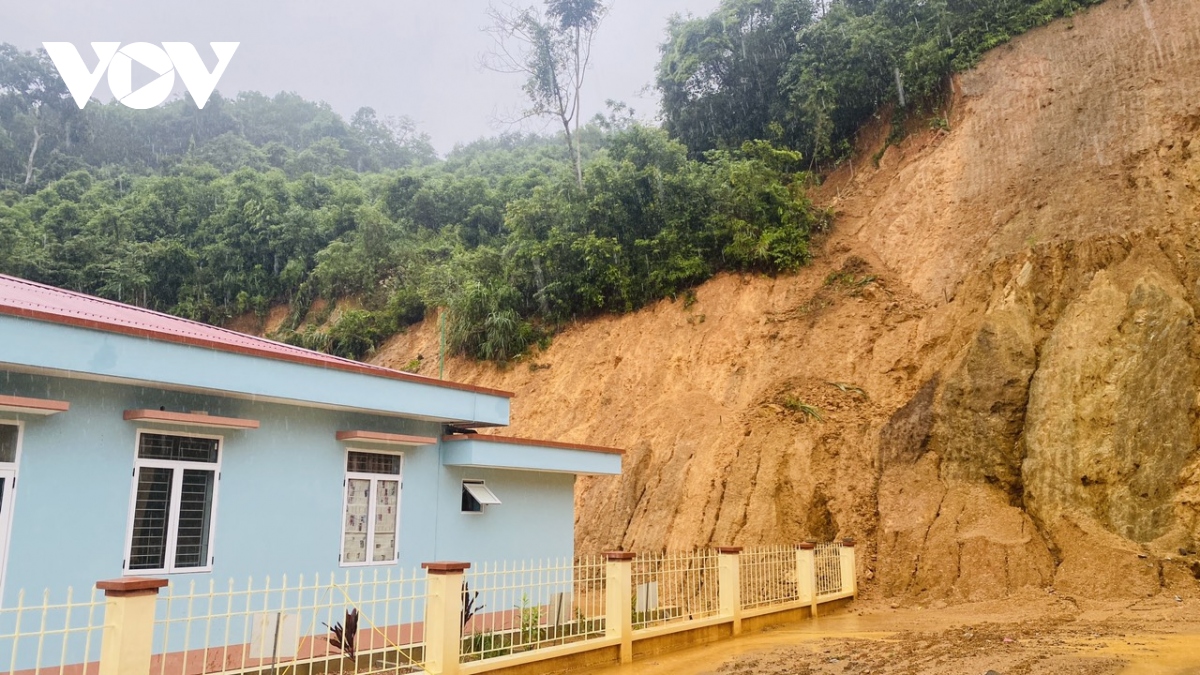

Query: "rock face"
left=374, top=0, right=1200, bottom=602
left=1023, top=261, right=1196, bottom=545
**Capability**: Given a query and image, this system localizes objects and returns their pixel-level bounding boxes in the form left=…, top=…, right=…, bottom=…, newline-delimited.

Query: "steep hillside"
left=373, top=0, right=1200, bottom=601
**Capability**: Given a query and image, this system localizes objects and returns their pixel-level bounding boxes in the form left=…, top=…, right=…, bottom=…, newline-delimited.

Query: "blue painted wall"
left=0, top=371, right=576, bottom=603
left=434, top=465, right=576, bottom=565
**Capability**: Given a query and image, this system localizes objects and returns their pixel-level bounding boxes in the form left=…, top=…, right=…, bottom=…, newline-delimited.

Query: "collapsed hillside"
left=373, top=0, right=1200, bottom=601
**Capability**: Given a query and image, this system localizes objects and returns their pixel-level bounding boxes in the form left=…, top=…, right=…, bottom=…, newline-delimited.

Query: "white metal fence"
left=814, top=543, right=844, bottom=597
left=0, top=587, right=104, bottom=675
left=630, top=550, right=720, bottom=630
left=739, top=546, right=799, bottom=610
left=152, top=569, right=426, bottom=675
left=0, top=542, right=856, bottom=674
left=459, top=556, right=607, bottom=664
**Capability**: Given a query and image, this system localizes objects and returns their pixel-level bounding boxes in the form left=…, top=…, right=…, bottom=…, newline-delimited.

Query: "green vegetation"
left=0, top=0, right=1099, bottom=363
left=0, top=78, right=826, bottom=361
left=782, top=395, right=825, bottom=422
left=828, top=381, right=868, bottom=399
left=658, top=0, right=1106, bottom=162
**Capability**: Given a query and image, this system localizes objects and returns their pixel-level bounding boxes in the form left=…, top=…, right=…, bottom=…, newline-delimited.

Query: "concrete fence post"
left=604, top=551, right=635, bottom=664
left=796, top=542, right=817, bottom=618
left=716, top=547, right=743, bottom=635
left=95, top=577, right=168, bottom=675
left=841, top=538, right=858, bottom=599
left=422, top=561, right=471, bottom=675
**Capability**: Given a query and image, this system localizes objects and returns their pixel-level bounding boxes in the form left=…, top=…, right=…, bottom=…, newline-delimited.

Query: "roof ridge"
left=0, top=273, right=499, bottom=395
left=0, top=273, right=375, bottom=366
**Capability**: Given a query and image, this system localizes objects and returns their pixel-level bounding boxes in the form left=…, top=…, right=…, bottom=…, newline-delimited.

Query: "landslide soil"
left=372, top=0, right=1200, bottom=604
left=580, top=594, right=1200, bottom=675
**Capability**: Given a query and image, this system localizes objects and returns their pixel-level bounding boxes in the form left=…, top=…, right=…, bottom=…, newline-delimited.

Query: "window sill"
left=124, top=565, right=213, bottom=576
left=339, top=560, right=399, bottom=569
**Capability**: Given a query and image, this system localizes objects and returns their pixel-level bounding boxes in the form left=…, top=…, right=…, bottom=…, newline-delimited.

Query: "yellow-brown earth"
left=368, top=0, right=1200, bottom=604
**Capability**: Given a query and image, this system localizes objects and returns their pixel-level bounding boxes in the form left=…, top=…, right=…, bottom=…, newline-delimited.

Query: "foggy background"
left=5, top=0, right=720, bottom=153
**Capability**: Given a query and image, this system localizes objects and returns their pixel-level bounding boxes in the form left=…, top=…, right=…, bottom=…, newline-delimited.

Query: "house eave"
left=0, top=314, right=510, bottom=427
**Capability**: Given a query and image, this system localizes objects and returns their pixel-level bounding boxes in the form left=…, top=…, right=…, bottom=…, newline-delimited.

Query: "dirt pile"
left=373, top=0, right=1200, bottom=602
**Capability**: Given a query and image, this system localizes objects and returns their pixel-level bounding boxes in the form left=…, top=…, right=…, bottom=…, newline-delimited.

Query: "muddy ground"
left=584, top=593, right=1200, bottom=675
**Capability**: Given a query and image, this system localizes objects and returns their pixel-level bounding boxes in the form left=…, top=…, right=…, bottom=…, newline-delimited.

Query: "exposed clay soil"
left=365, top=0, right=1200, bottom=606
left=582, top=595, right=1200, bottom=675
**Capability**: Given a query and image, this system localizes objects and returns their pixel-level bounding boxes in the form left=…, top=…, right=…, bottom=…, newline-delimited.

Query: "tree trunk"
left=561, top=116, right=582, bottom=188
left=532, top=257, right=551, bottom=316
left=572, top=25, right=584, bottom=189
left=23, top=124, right=43, bottom=189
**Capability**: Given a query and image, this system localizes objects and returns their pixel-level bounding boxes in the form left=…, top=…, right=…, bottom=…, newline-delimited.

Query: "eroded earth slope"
left=374, top=0, right=1200, bottom=602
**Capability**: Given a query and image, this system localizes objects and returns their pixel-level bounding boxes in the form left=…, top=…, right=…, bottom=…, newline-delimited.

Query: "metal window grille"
left=138, top=434, right=218, bottom=463
left=129, top=432, right=220, bottom=574
left=346, top=452, right=401, bottom=475
left=630, top=550, right=720, bottom=631
left=152, top=568, right=427, bottom=675
left=459, top=556, right=607, bottom=663
left=739, top=546, right=800, bottom=610
left=0, top=587, right=105, bottom=675
left=129, top=466, right=174, bottom=570
left=0, top=424, right=18, bottom=463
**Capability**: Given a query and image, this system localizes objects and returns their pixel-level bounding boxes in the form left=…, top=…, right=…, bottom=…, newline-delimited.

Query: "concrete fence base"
left=67, top=542, right=857, bottom=675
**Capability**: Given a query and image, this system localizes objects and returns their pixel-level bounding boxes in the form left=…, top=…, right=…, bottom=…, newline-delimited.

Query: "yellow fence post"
left=422, top=561, right=470, bottom=675
left=95, top=577, right=168, bottom=675
left=604, top=551, right=634, bottom=664
left=841, top=538, right=858, bottom=599
left=796, top=542, right=817, bottom=618
left=716, top=547, right=743, bottom=635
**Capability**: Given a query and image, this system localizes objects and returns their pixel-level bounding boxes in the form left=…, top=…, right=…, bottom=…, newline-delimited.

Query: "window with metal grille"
left=341, top=450, right=402, bottom=566
left=126, top=432, right=219, bottom=574
left=0, top=424, right=17, bottom=464
left=461, top=480, right=501, bottom=513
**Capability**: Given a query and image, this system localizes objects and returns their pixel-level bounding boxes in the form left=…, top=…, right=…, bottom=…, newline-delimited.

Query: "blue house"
left=0, top=273, right=622, bottom=601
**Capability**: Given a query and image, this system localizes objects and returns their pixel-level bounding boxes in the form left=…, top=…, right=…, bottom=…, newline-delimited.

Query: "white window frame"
left=461, top=479, right=501, bottom=515
left=0, top=419, right=24, bottom=603
left=338, top=447, right=403, bottom=568
left=123, top=429, right=223, bottom=576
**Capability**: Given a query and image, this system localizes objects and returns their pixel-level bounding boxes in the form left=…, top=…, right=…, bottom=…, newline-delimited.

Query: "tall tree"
left=657, top=0, right=817, bottom=155
left=484, top=0, right=607, bottom=187
left=0, top=44, right=77, bottom=188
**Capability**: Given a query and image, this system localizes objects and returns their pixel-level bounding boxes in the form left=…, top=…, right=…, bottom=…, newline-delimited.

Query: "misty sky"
left=6, top=0, right=720, bottom=154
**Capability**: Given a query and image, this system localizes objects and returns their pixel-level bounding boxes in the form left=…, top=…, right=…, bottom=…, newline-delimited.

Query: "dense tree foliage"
left=658, top=0, right=1106, bottom=160
left=0, top=78, right=436, bottom=190
left=0, top=0, right=1095, bottom=363
left=0, top=43, right=825, bottom=362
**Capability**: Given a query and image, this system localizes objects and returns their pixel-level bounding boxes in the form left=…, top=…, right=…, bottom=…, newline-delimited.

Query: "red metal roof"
left=0, top=273, right=511, bottom=398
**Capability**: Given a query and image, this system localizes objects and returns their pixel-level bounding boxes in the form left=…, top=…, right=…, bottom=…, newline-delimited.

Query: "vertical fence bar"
left=96, top=578, right=167, bottom=675
left=716, top=547, right=742, bottom=635
left=422, top=562, right=468, bottom=675
left=604, top=552, right=634, bottom=664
